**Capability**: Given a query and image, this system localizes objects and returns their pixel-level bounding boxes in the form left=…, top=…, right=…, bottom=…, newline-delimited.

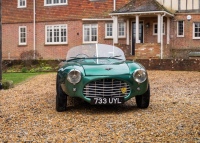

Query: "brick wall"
left=170, top=14, right=200, bottom=58
left=135, top=43, right=161, bottom=59
left=3, top=20, right=121, bottom=60
left=2, top=0, right=130, bottom=23
left=2, top=23, right=34, bottom=59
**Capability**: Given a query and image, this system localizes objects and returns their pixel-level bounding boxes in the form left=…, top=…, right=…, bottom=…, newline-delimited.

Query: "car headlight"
left=67, top=69, right=81, bottom=85
left=133, top=69, right=147, bottom=83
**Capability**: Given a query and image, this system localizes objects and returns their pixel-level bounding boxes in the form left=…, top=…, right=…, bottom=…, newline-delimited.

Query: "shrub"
left=21, top=67, right=28, bottom=73
left=20, top=50, right=43, bottom=67
left=2, top=80, right=14, bottom=89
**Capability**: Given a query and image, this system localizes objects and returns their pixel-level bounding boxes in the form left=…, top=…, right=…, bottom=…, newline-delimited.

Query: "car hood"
left=82, top=62, right=130, bottom=76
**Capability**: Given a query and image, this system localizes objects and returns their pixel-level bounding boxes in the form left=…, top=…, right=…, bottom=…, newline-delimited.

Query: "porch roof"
left=110, top=0, right=174, bottom=17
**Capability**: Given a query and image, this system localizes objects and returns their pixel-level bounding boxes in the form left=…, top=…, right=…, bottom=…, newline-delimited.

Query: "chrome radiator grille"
left=83, top=79, right=130, bottom=97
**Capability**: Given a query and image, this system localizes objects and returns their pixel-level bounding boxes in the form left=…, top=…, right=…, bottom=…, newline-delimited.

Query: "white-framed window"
left=153, top=23, right=165, bottom=35
left=19, top=26, right=27, bottom=45
left=118, top=22, right=126, bottom=38
left=193, top=22, right=200, bottom=39
left=105, top=23, right=113, bottom=38
left=44, top=0, right=68, bottom=6
left=177, top=21, right=184, bottom=37
left=18, top=0, right=26, bottom=8
left=83, top=24, right=98, bottom=43
left=45, top=24, right=67, bottom=44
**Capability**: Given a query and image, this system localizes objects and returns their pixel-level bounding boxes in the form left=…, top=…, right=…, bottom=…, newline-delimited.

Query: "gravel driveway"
left=0, top=71, right=200, bottom=142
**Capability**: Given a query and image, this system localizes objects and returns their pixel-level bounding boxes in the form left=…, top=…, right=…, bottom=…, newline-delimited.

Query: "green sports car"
left=56, top=44, right=150, bottom=112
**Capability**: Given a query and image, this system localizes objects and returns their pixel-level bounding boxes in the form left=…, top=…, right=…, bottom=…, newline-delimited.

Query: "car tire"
left=56, top=75, right=67, bottom=112
left=135, top=84, right=150, bottom=108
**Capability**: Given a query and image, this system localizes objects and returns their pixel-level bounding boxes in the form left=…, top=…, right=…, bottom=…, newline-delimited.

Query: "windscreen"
left=66, top=44, right=125, bottom=60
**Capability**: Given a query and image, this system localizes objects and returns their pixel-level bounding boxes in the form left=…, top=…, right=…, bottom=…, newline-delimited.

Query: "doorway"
left=132, top=22, right=144, bottom=55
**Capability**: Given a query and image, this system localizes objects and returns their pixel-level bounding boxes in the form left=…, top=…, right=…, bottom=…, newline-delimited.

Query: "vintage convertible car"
left=56, top=44, right=150, bottom=112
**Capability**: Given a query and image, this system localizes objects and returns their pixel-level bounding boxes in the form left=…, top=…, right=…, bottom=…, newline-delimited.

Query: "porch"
left=110, top=0, right=174, bottom=59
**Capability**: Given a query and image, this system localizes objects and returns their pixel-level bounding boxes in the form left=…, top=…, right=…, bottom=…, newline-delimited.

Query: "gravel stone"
left=0, top=71, right=199, bottom=142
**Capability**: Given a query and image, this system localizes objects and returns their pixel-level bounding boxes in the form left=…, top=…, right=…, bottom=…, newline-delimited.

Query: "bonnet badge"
left=105, top=67, right=112, bottom=71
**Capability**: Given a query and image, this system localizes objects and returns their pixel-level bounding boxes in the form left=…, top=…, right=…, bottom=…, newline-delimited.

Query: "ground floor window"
left=105, top=23, right=113, bottom=38
left=45, top=24, right=67, bottom=44
left=45, top=0, right=67, bottom=6
left=19, top=26, right=27, bottom=45
left=105, top=22, right=126, bottom=38
left=177, top=21, right=184, bottom=37
left=193, top=22, right=200, bottom=39
left=153, top=23, right=165, bottom=35
left=118, top=22, right=126, bottom=38
left=83, top=24, right=98, bottom=43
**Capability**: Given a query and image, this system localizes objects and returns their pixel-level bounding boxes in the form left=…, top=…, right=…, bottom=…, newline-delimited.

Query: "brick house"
left=2, top=0, right=200, bottom=60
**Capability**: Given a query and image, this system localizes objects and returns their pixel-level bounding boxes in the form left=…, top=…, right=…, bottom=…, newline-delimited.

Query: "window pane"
left=47, top=26, right=52, bottom=42
left=60, top=0, right=66, bottom=3
left=154, top=24, right=157, bottom=34
left=53, top=0, right=59, bottom=4
left=61, top=26, right=66, bottom=42
left=119, top=22, right=125, bottom=36
left=46, top=0, right=52, bottom=4
left=20, top=27, right=26, bottom=44
left=194, top=23, right=200, bottom=37
left=84, top=26, right=90, bottom=42
left=178, top=21, right=183, bottom=35
left=106, top=23, right=112, bottom=37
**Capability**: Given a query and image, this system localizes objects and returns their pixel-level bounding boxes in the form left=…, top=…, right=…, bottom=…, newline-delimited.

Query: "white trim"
left=177, top=21, right=184, bottom=37
left=18, top=0, right=26, bottom=8
left=19, top=26, right=27, bottom=45
left=167, top=17, right=170, bottom=44
left=109, top=11, right=174, bottom=17
left=82, top=18, right=113, bottom=21
left=112, top=16, right=118, bottom=43
left=44, top=0, right=68, bottom=6
left=126, top=19, right=130, bottom=45
left=193, top=22, right=200, bottom=39
left=45, top=24, right=68, bottom=45
left=33, top=0, right=36, bottom=59
left=135, top=15, right=140, bottom=43
left=83, top=24, right=98, bottom=43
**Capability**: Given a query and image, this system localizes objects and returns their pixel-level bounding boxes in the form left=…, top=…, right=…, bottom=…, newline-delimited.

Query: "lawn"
left=2, top=73, right=44, bottom=85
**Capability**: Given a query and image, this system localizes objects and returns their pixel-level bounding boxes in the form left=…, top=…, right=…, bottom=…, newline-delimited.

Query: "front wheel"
left=135, top=84, right=150, bottom=108
left=56, top=75, right=67, bottom=112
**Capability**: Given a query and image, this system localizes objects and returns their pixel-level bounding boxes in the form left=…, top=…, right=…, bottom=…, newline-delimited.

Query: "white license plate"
left=91, top=97, right=124, bottom=105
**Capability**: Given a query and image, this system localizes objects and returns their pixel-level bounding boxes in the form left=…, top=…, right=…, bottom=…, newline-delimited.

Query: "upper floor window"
left=45, top=24, right=68, bottom=44
left=83, top=24, right=98, bottom=43
left=118, top=22, right=126, bottom=38
left=18, top=0, right=26, bottom=8
left=193, top=22, right=200, bottom=39
left=44, top=0, right=68, bottom=6
left=19, top=26, right=27, bottom=45
left=177, top=21, right=184, bottom=37
left=105, top=23, right=113, bottom=38
left=153, top=23, right=165, bottom=35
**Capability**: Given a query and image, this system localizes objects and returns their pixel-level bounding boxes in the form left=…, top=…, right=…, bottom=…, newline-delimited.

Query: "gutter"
left=109, top=11, right=174, bottom=17
left=113, top=0, right=116, bottom=11
left=33, top=0, right=36, bottom=59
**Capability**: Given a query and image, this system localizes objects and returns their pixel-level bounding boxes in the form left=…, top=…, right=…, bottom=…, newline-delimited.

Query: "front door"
left=132, top=22, right=144, bottom=55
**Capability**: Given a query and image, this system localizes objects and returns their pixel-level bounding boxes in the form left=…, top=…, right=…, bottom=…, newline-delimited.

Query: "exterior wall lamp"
left=146, top=23, right=150, bottom=28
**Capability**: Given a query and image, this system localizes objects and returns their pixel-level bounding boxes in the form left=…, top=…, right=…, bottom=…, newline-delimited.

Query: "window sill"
left=18, top=44, right=27, bottom=47
left=193, top=37, right=200, bottom=40
left=45, top=43, right=68, bottom=46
